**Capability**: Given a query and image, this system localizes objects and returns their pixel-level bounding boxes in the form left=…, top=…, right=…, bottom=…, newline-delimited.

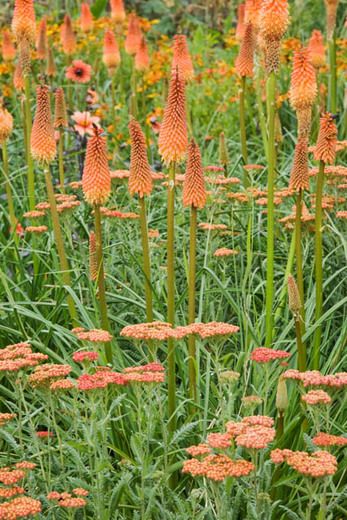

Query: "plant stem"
left=44, top=165, right=77, bottom=324
left=239, top=76, right=249, bottom=185
left=24, top=75, right=35, bottom=211
left=1, top=142, right=17, bottom=243
left=295, top=189, right=306, bottom=330
left=265, top=71, right=276, bottom=347
left=328, top=34, right=337, bottom=114
left=167, top=161, right=176, bottom=434
left=312, top=160, right=325, bottom=369
left=58, top=129, right=65, bottom=192
left=94, top=205, right=112, bottom=363
left=255, top=63, right=268, bottom=160
left=188, top=206, right=197, bottom=406
left=295, top=317, right=306, bottom=372
left=276, top=411, right=284, bottom=439
left=274, top=230, right=296, bottom=325
left=138, top=196, right=153, bottom=323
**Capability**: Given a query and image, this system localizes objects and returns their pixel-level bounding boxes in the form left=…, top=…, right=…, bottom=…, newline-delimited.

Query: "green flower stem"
left=276, top=411, right=284, bottom=439
left=58, top=128, right=65, bottom=192
left=295, top=189, right=306, bottom=331
left=24, top=75, right=35, bottom=211
left=295, top=315, right=306, bottom=372
left=188, top=205, right=197, bottom=406
left=94, top=204, right=112, bottom=363
left=328, top=34, right=337, bottom=114
left=312, top=160, right=325, bottom=369
left=265, top=71, right=276, bottom=347
left=1, top=141, right=17, bottom=243
left=167, top=161, right=177, bottom=434
left=239, top=76, right=249, bottom=185
left=138, top=196, right=153, bottom=323
left=274, top=230, right=296, bottom=325
left=111, top=72, right=116, bottom=126
left=255, top=64, right=268, bottom=160
left=44, top=165, right=77, bottom=324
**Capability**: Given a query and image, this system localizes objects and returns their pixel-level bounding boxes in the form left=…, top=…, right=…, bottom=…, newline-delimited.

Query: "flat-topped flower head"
left=82, top=126, right=111, bottom=206
left=289, top=47, right=317, bottom=111
left=307, top=30, right=325, bottom=69
left=172, top=34, right=194, bottom=81
left=302, top=389, right=332, bottom=405
left=103, top=30, right=120, bottom=71
left=80, top=3, right=93, bottom=32
left=289, top=137, right=309, bottom=191
left=250, top=347, right=290, bottom=363
left=125, top=13, right=142, bottom=55
left=183, top=139, right=206, bottom=209
left=53, top=87, right=68, bottom=129
left=158, top=68, right=188, bottom=164
left=128, top=118, right=153, bottom=197
left=313, top=432, right=347, bottom=447
left=66, top=60, right=92, bottom=83
left=2, top=30, right=16, bottom=61
left=314, top=112, right=337, bottom=164
left=30, top=85, right=56, bottom=164
left=135, top=36, right=150, bottom=71
left=12, top=0, right=36, bottom=44
left=0, top=105, right=13, bottom=144
left=235, top=22, right=254, bottom=78
left=60, top=14, right=76, bottom=55
left=271, top=448, right=337, bottom=477
left=110, top=0, right=126, bottom=23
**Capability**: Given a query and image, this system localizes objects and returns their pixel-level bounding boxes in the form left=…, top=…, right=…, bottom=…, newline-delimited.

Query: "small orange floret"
left=289, top=47, right=317, bottom=111
left=289, top=137, right=309, bottom=191
left=235, top=22, right=254, bottom=78
left=314, top=112, right=337, bottom=164
left=128, top=119, right=153, bottom=198
left=183, top=139, right=206, bottom=209
left=30, top=85, right=56, bottom=164
left=82, top=127, right=111, bottom=206
left=172, top=34, right=194, bottom=81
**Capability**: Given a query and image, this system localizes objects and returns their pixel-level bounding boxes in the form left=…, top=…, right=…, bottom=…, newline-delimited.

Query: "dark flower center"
left=75, top=68, right=83, bottom=76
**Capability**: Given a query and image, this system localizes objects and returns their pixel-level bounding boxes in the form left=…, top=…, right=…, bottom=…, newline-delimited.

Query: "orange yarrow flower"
left=158, top=69, right=188, bottom=164
left=235, top=22, right=254, bottom=78
left=314, top=112, right=337, bottom=164
left=128, top=119, right=153, bottom=198
left=307, top=30, right=325, bottom=69
left=54, top=87, right=68, bottom=129
left=183, top=140, right=206, bottom=209
left=289, top=137, right=309, bottom=191
left=289, top=47, right=317, bottom=111
left=125, top=13, right=142, bottom=55
left=172, top=34, right=194, bottom=81
left=30, top=85, right=56, bottom=163
left=103, top=30, right=120, bottom=71
left=82, top=127, right=111, bottom=206
left=12, top=0, right=36, bottom=44
left=80, top=3, right=93, bottom=32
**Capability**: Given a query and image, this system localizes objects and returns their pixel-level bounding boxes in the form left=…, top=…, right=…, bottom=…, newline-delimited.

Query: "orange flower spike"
left=47, top=46, right=56, bottom=77
left=30, top=85, right=56, bottom=164
left=236, top=4, right=246, bottom=41
left=82, top=127, right=111, bottom=206
left=158, top=69, right=188, bottom=164
left=110, top=0, right=126, bottom=23
left=289, top=48, right=317, bottom=112
left=236, top=22, right=254, bottom=78
left=2, top=31, right=16, bottom=62
left=314, top=112, right=337, bottom=165
left=183, top=140, right=207, bottom=209
left=12, top=0, right=36, bottom=44
left=172, top=35, right=194, bottom=82
left=13, top=60, right=25, bottom=90
left=289, top=137, right=309, bottom=191
left=60, top=14, right=76, bottom=55
left=102, top=30, right=120, bottom=71
left=54, top=88, right=68, bottom=129
left=325, top=0, right=339, bottom=40
left=135, top=36, right=150, bottom=72
left=260, top=0, right=289, bottom=72
left=307, top=30, right=325, bottom=69
left=128, top=119, right=153, bottom=198
left=80, top=3, right=93, bottom=32
left=36, top=17, right=47, bottom=60
left=0, top=106, right=13, bottom=145
left=124, top=13, right=142, bottom=55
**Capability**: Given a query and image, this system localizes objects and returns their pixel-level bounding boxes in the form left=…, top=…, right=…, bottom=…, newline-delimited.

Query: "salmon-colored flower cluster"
left=0, top=468, right=25, bottom=486
left=312, top=432, right=347, bottom=447
left=225, top=416, right=276, bottom=449
left=186, top=443, right=211, bottom=456
left=120, top=321, right=239, bottom=341
left=198, top=223, right=228, bottom=231
left=77, top=369, right=127, bottom=391
left=250, top=347, right=290, bottom=363
left=72, top=327, right=112, bottom=343
left=282, top=369, right=347, bottom=388
left=0, top=496, right=42, bottom=517
left=182, top=454, right=254, bottom=481
left=122, top=363, right=165, bottom=383
left=0, top=413, right=16, bottom=426
left=48, top=489, right=88, bottom=508
left=301, top=389, right=332, bottom=405
left=0, top=486, right=24, bottom=498
left=29, top=364, right=72, bottom=387
left=73, top=351, right=99, bottom=363
left=271, top=448, right=337, bottom=477
left=50, top=379, right=75, bottom=391
left=214, top=248, right=239, bottom=257
left=0, top=343, right=48, bottom=373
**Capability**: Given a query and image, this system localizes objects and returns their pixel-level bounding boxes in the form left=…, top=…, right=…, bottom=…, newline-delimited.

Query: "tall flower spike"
left=171, top=35, right=194, bottom=81
left=36, top=17, right=47, bottom=60
left=89, top=231, right=97, bottom=281
left=183, top=140, right=206, bottom=209
left=110, top=0, right=126, bottom=23
left=2, top=31, right=16, bottom=62
left=289, top=48, right=317, bottom=111
left=47, top=45, right=56, bottom=77
left=158, top=69, right=188, bottom=164
left=128, top=119, right=153, bottom=198
left=289, top=137, right=309, bottom=191
left=325, top=0, right=339, bottom=40
left=236, top=22, right=254, bottom=78
left=135, top=36, right=150, bottom=72
left=125, top=13, right=142, bottom=55
left=60, top=14, right=76, bottom=55
left=236, top=4, right=246, bottom=41
left=12, top=0, right=36, bottom=44
left=30, top=85, right=56, bottom=164
left=260, top=0, right=289, bottom=73
left=314, top=112, right=337, bottom=164
left=307, top=30, right=325, bottom=69
left=102, top=30, right=120, bottom=72
left=54, top=88, right=68, bottom=129
left=82, top=127, right=111, bottom=206
left=80, top=3, right=93, bottom=32
left=0, top=105, right=13, bottom=145
left=13, top=60, right=24, bottom=90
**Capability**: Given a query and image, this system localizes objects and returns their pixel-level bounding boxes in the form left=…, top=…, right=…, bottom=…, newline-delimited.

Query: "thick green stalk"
left=239, top=76, right=249, bottom=184
left=58, top=129, right=65, bottom=192
left=295, top=190, right=306, bottom=331
left=274, top=231, right=296, bottom=324
left=265, top=71, right=276, bottom=347
left=24, top=75, right=35, bottom=210
left=312, top=161, right=325, bottom=369
left=167, top=161, right=176, bottom=434
left=328, top=34, right=337, bottom=114
left=138, top=197, right=153, bottom=323
left=94, top=205, right=112, bottom=363
left=188, top=206, right=197, bottom=405
left=1, top=142, right=17, bottom=242
left=295, top=317, right=306, bottom=372
left=111, top=73, right=116, bottom=126
left=255, top=64, right=268, bottom=160
left=44, top=166, right=77, bottom=324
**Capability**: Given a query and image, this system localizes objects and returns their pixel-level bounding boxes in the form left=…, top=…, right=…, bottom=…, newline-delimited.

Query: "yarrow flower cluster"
left=120, top=321, right=239, bottom=341
left=29, top=364, right=72, bottom=387
left=0, top=413, right=16, bottom=426
left=182, top=454, right=254, bottom=481
left=123, top=363, right=165, bottom=383
left=312, top=432, right=347, bottom=448
left=301, top=389, right=332, bottom=405
left=250, top=347, right=290, bottom=363
left=0, top=343, right=48, bottom=373
left=0, top=496, right=42, bottom=517
left=270, top=449, right=337, bottom=477
left=72, top=328, right=113, bottom=343
left=282, top=369, right=347, bottom=388
left=72, top=351, right=99, bottom=363
left=77, top=369, right=127, bottom=391
left=47, top=488, right=88, bottom=508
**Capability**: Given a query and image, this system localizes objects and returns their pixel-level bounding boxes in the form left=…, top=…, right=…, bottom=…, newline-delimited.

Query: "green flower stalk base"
left=138, top=196, right=153, bottom=323
left=295, top=189, right=306, bottom=332
left=328, top=34, right=337, bottom=114
left=1, top=141, right=17, bottom=243
left=188, top=206, right=197, bottom=406
left=24, top=75, right=35, bottom=211
left=239, top=76, right=249, bottom=186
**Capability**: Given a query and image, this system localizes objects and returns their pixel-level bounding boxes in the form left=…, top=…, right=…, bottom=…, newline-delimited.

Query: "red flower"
left=66, top=60, right=92, bottom=83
